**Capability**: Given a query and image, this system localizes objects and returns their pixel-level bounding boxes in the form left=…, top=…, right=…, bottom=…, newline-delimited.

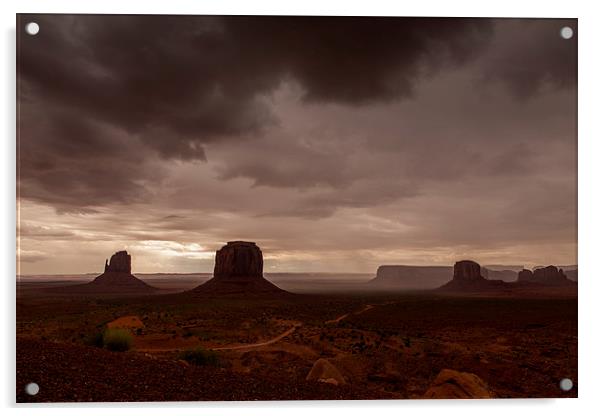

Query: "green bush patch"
left=103, top=328, right=133, bottom=352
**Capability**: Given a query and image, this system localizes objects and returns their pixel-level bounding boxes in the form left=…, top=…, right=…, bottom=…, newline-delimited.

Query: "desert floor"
left=16, top=283, right=577, bottom=402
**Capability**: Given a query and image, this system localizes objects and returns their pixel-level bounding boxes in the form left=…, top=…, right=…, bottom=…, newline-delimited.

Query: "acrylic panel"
left=16, top=14, right=577, bottom=402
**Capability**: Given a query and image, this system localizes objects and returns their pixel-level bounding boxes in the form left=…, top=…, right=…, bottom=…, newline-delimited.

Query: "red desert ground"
left=17, top=241, right=577, bottom=401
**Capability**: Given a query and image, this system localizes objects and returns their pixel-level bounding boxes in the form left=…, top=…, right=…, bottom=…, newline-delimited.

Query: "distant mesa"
left=481, top=268, right=519, bottom=282
left=191, top=241, right=287, bottom=296
left=438, top=260, right=507, bottom=292
left=370, top=265, right=452, bottom=289
left=438, top=260, right=576, bottom=293
left=517, top=265, right=574, bottom=286
left=58, top=250, right=157, bottom=294
left=518, top=269, right=534, bottom=282
left=453, top=260, right=482, bottom=281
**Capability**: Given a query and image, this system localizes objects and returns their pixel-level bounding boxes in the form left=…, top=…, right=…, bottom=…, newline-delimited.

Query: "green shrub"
left=103, top=328, right=132, bottom=352
left=179, top=347, right=219, bottom=366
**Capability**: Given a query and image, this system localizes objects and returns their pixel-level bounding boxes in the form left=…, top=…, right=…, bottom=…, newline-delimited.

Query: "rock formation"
left=104, top=250, right=132, bottom=273
left=370, top=265, right=452, bottom=289
left=306, top=358, right=346, bottom=386
left=482, top=268, right=519, bottom=282
left=453, top=260, right=483, bottom=281
left=517, top=265, right=573, bottom=286
left=438, top=260, right=507, bottom=292
left=517, top=269, right=534, bottom=282
left=213, top=241, right=263, bottom=280
left=423, top=369, right=494, bottom=399
left=58, top=250, right=156, bottom=294
left=191, top=241, right=287, bottom=296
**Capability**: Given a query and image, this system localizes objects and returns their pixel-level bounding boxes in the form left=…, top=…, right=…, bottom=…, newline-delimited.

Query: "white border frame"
left=3, top=1, right=601, bottom=415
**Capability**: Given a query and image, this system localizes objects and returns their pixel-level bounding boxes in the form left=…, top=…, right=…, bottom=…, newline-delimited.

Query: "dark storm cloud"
left=482, top=19, right=577, bottom=98
left=18, top=14, right=497, bottom=209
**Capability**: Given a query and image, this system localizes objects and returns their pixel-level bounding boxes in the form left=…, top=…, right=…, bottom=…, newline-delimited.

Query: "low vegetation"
left=102, top=328, right=133, bottom=352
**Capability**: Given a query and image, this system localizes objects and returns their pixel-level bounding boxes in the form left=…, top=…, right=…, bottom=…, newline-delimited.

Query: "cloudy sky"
left=17, top=15, right=577, bottom=275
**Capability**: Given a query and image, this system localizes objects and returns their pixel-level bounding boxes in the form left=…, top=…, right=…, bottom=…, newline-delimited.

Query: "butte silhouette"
left=191, top=241, right=287, bottom=296
left=438, top=260, right=507, bottom=292
left=59, top=250, right=157, bottom=294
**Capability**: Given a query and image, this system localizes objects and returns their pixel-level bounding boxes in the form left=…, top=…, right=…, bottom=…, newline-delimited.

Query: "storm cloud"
left=17, top=15, right=577, bottom=274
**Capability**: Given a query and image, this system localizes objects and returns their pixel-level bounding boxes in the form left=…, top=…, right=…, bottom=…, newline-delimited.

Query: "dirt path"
left=324, top=301, right=398, bottom=324
left=137, top=322, right=301, bottom=353
left=212, top=323, right=301, bottom=351
left=325, top=304, right=375, bottom=324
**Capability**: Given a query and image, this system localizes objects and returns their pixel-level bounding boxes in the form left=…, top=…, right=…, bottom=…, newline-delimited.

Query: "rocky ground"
left=17, top=338, right=387, bottom=402
left=16, top=290, right=578, bottom=402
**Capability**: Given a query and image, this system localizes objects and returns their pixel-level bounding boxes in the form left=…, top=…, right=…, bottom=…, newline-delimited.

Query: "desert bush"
left=103, top=328, right=132, bottom=352
left=179, top=347, right=219, bottom=366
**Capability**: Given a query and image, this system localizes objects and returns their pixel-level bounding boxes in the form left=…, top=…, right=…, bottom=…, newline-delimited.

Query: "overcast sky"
left=17, top=15, right=577, bottom=275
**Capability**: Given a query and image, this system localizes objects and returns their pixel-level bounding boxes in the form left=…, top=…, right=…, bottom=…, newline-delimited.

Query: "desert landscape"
left=17, top=15, right=577, bottom=403
left=17, top=242, right=577, bottom=402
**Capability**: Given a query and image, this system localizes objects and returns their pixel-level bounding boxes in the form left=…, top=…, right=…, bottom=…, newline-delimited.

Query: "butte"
left=190, top=241, right=288, bottom=296
left=59, top=250, right=157, bottom=294
left=437, top=260, right=508, bottom=293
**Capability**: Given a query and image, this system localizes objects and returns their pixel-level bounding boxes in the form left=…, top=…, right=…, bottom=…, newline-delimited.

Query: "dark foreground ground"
left=16, top=286, right=577, bottom=402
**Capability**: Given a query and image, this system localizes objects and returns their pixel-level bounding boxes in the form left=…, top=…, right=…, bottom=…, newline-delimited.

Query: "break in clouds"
left=17, top=16, right=577, bottom=274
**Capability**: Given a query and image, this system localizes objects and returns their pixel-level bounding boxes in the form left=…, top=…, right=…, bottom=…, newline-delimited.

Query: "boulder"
left=423, top=369, right=493, bottom=399
left=306, top=358, right=346, bottom=386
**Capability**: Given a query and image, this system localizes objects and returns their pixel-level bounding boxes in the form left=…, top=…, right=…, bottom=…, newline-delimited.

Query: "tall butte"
left=62, top=250, right=157, bottom=294
left=191, top=241, right=287, bottom=295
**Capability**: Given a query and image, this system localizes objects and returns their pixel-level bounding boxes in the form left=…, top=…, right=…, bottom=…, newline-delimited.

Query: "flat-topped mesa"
left=453, top=260, right=484, bottom=282
left=213, top=241, right=263, bottom=280
left=104, top=250, right=132, bottom=274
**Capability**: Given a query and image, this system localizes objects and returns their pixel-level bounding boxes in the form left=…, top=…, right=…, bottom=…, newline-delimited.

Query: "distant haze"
left=17, top=16, right=577, bottom=275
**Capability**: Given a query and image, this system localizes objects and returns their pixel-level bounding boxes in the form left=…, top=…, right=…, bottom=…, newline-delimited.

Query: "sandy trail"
left=324, top=301, right=398, bottom=324
left=139, top=302, right=393, bottom=354
left=137, top=322, right=301, bottom=353
left=325, top=304, right=375, bottom=324
left=212, top=323, right=301, bottom=351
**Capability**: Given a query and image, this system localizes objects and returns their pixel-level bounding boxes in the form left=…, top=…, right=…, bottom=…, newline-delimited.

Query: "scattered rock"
left=306, top=358, right=346, bottom=386
left=423, top=369, right=493, bottom=399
